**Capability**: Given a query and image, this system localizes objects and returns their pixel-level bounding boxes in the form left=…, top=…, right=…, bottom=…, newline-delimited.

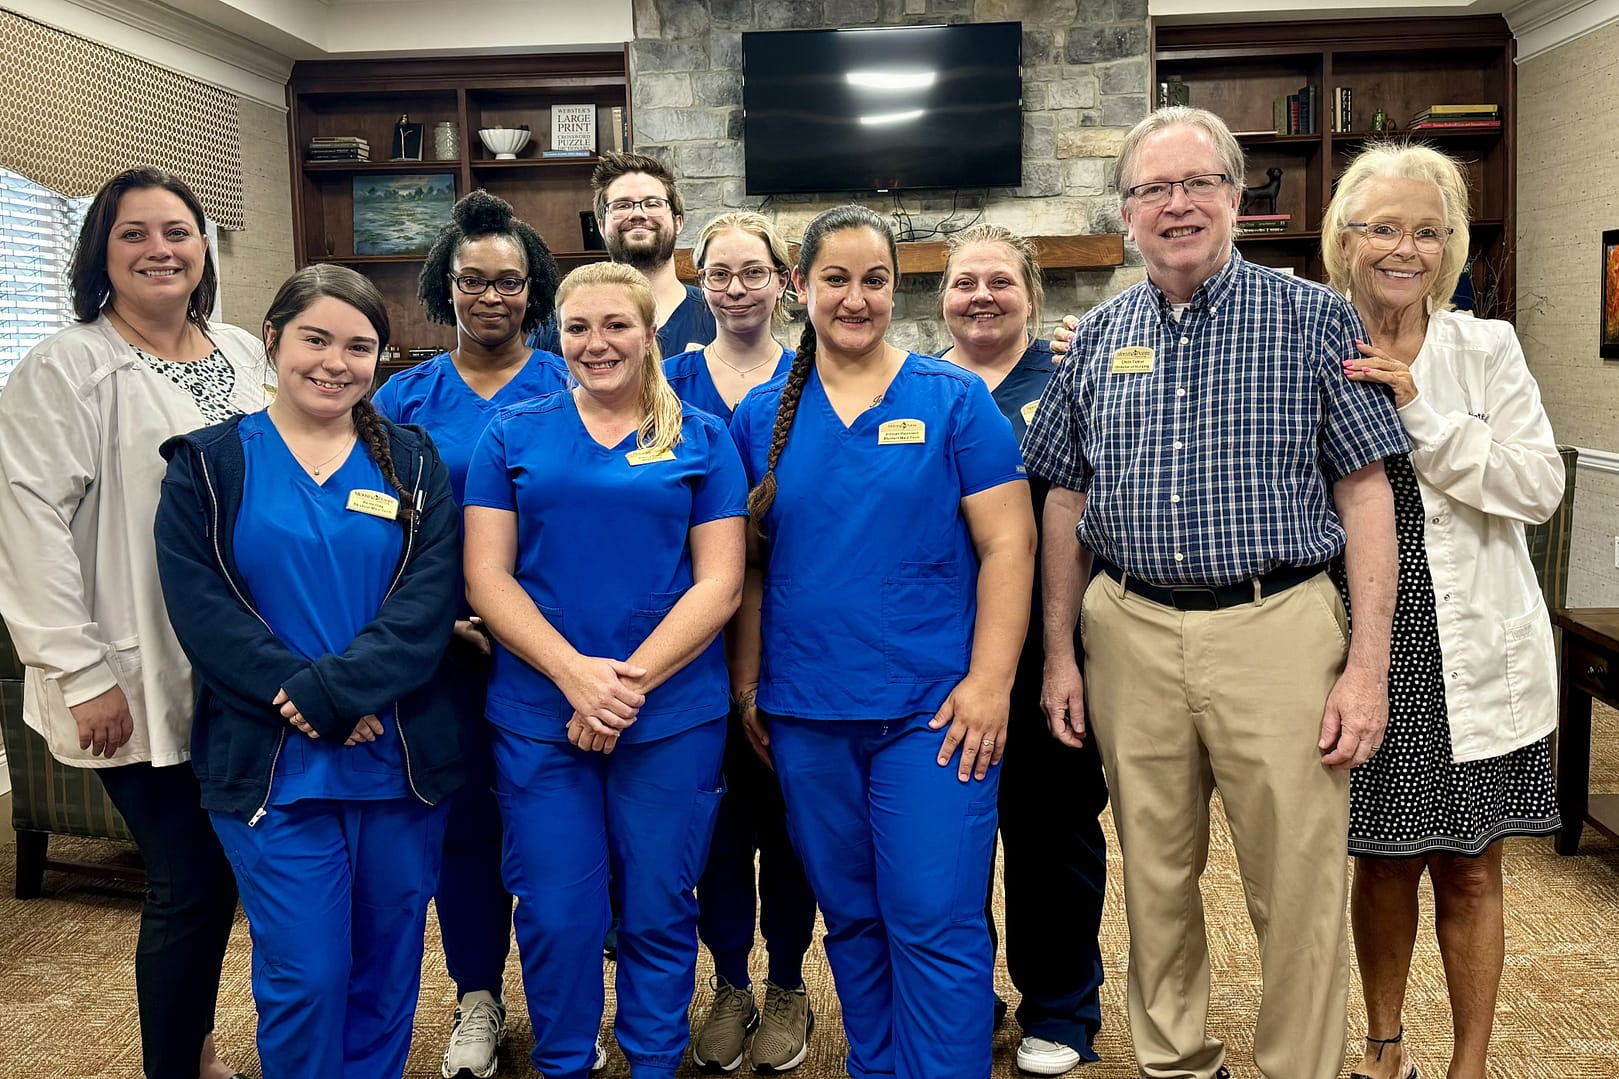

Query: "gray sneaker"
left=691, top=976, right=759, bottom=1073
left=441, top=990, right=505, bottom=1079
left=751, top=981, right=813, bottom=1074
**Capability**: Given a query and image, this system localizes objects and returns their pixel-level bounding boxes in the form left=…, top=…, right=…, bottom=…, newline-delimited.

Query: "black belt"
left=1099, top=560, right=1327, bottom=611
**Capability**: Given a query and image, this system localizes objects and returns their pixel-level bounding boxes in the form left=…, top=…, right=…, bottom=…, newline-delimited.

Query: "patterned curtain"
left=0, top=9, right=245, bottom=229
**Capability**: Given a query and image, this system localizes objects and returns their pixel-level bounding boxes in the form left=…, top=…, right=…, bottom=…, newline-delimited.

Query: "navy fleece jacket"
left=155, top=414, right=465, bottom=820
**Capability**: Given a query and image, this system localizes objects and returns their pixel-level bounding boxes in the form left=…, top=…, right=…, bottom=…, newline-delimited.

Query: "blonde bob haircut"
left=1322, top=142, right=1470, bottom=311
left=1112, top=106, right=1245, bottom=207
left=554, top=261, right=684, bottom=454
left=693, top=211, right=795, bottom=327
left=939, top=223, right=1046, bottom=340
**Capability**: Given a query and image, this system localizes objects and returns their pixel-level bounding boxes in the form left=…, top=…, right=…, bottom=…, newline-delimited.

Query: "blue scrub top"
left=371, top=348, right=568, bottom=506
left=664, top=345, right=794, bottom=422
left=232, top=410, right=409, bottom=802
left=729, top=352, right=1026, bottom=722
left=463, top=391, right=748, bottom=743
left=531, top=284, right=718, bottom=360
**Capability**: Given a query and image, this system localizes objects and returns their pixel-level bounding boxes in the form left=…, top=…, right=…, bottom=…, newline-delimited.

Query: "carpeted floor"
left=2, top=706, right=1616, bottom=1079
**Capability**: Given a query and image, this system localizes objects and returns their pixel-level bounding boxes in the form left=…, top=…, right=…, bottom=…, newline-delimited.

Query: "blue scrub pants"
left=210, top=798, right=448, bottom=1079
left=434, top=678, right=512, bottom=997
left=493, top=718, right=726, bottom=1079
left=768, top=712, right=1000, bottom=1079
left=697, top=707, right=816, bottom=989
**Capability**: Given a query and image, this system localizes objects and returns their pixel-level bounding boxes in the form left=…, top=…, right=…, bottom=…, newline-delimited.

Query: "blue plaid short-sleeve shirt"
left=1022, top=250, right=1410, bottom=587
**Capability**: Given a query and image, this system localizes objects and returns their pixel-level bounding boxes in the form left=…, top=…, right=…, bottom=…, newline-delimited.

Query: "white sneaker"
left=442, top=990, right=506, bottom=1079
left=1016, top=1036, right=1082, bottom=1076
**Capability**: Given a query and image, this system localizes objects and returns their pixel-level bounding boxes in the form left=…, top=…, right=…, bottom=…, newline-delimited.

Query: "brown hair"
left=939, top=223, right=1046, bottom=340
left=70, top=166, right=218, bottom=328
left=747, top=204, right=898, bottom=535
left=554, top=261, right=685, bottom=454
left=591, top=151, right=684, bottom=223
left=262, top=264, right=412, bottom=524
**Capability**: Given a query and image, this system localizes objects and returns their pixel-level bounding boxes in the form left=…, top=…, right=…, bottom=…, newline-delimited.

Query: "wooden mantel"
left=673, top=234, right=1124, bottom=279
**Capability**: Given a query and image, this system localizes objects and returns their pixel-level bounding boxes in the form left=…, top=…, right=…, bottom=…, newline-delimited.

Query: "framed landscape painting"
left=353, top=174, right=455, bottom=256
left=1603, top=229, right=1619, bottom=359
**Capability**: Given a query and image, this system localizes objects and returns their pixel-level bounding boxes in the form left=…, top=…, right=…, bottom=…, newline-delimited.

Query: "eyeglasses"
left=605, top=196, right=671, bottom=216
left=1345, top=222, right=1456, bottom=254
left=1124, top=173, right=1231, bottom=206
left=450, top=274, right=528, bottom=297
left=699, top=265, right=778, bottom=291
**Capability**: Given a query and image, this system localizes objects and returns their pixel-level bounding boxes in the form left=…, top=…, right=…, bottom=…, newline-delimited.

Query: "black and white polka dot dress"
left=1344, top=454, right=1560, bottom=858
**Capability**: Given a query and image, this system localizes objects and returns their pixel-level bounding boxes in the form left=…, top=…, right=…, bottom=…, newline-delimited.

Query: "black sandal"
left=1349, top=1025, right=1418, bottom=1079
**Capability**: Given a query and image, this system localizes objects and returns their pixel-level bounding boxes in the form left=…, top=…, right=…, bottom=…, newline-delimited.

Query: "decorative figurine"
left=1240, top=167, right=1284, bottom=216
left=391, top=113, right=424, bottom=161
left=1371, top=108, right=1395, bottom=133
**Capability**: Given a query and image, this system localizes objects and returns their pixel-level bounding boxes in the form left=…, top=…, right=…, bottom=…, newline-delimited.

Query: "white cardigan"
left=0, top=317, right=270, bottom=767
left=1399, top=308, right=1564, bottom=763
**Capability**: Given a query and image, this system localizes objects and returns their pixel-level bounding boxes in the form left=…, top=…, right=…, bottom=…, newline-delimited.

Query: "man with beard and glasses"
left=531, top=152, right=717, bottom=359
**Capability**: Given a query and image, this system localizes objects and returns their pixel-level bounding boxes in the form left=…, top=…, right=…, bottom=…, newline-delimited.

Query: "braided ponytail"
left=745, top=203, right=898, bottom=538
left=746, top=327, right=815, bottom=535
left=352, top=398, right=414, bottom=525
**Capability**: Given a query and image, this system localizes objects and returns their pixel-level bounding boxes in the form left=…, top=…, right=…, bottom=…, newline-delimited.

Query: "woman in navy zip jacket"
left=154, top=264, right=464, bottom=1079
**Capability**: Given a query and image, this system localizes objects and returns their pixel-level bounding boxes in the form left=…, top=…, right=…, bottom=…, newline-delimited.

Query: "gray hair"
left=1112, top=106, right=1246, bottom=205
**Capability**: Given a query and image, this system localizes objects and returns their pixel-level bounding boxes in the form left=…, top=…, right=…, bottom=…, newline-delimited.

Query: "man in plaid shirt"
left=1024, top=107, right=1407, bottom=1079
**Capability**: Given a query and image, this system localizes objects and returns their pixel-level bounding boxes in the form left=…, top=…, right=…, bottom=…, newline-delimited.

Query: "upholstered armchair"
left=0, top=619, right=139, bottom=898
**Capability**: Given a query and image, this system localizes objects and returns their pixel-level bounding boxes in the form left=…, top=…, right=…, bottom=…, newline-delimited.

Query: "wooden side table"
left=1552, top=608, right=1619, bottom=854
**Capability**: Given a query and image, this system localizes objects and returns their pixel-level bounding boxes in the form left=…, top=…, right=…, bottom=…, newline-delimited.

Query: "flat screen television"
left=740, top=22, right=1023, bottom=196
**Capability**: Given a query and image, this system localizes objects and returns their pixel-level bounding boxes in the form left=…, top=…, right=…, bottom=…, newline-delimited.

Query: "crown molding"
left=4, top=0, right=292, bottom=107
left=1506, top=0, right=1619, bottom=59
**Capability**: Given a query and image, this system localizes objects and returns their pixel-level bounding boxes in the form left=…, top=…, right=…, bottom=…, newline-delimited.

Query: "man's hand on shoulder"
left=1318, top=662, right=1389, bottom=769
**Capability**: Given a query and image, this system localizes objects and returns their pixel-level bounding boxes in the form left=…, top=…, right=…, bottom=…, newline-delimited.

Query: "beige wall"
left=1517, top=21, right=1619, bottom=607
left=216, top=98, right=296, bottom=334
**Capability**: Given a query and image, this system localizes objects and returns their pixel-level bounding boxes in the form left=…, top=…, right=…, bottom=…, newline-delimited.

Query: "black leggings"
left=97, top=761, right=239, bottom=1079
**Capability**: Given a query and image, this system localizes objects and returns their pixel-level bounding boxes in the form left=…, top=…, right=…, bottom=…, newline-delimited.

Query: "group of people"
left=0, top=107, right=1561, bottom=1079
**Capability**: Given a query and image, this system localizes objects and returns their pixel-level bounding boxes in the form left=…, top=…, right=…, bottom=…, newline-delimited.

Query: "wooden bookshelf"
left=1155, top=16, right=1515, bottom=313
left=288, top=53, right=631, bottom=357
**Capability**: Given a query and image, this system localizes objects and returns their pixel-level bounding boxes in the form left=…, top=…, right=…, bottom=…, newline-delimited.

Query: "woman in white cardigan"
left=1327, top=144, right=1563, bottom=1079
left=0, top=167, right=269, bottom=1079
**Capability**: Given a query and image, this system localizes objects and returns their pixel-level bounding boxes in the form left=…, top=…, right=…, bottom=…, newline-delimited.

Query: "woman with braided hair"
left=154, top=263, right=465, bottom=1079
left=728, top=204, right=1036, bottom=1079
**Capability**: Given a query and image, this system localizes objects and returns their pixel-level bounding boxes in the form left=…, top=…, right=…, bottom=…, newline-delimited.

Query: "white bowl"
left=478, top=127, right=531, bottom=159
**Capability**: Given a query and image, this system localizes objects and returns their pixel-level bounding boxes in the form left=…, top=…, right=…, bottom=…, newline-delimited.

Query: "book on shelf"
left=608, top=106, right=626, bottom=153
left=1287, top=94, right=1300, bottom=135
left=551, top=103, right=596, bottom=152
left=1231, top=129, right=1279, bottom=138
left=540, top=149, right=594, bottom=159
left=1425, top=103, right=1499, bottom=114
left=307, top=150, right=370, bottom=161
left=1410, top=119, right=1502, bottom=130
left=310, top=136, right=368, bottom=146
left=1273, top=97, right=1287, bottom=135
left=1332, top=86, right=1353, bottom=133
left=1237, top=214, right=1290, bottom=222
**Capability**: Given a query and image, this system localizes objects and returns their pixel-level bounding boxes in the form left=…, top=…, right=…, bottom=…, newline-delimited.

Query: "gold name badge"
left=1020, top=400, right=1039, bottom=425
left=346, top=489, right=400, bottom=520
left=877, top=419, right=926, bottom=445
left=1110, top=346, right=1155, bottom=374
left=625, top=446, right=677, bottom=466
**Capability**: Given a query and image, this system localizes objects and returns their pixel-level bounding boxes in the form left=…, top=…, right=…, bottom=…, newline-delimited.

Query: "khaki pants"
left=1082, top=571, right=1350, bottom=1079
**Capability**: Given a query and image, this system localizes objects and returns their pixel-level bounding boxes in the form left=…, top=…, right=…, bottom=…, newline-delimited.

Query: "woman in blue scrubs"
left=729, top=205, right=1037, bottom=1079
left=154, top=264, right=463, bottom=1079
left=370, top=189, right=565, bottom=1079
left=668, top=212, right=817, bottom=1075
left=938, top=225, right=1110, bottom=1078
left=463, top=261, right=747, bottom=1079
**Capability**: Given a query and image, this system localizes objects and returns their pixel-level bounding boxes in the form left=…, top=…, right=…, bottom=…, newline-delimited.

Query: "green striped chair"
left=1525, top=446, right=1579, bottom=613
left=0, top=621, right=138, bottom=898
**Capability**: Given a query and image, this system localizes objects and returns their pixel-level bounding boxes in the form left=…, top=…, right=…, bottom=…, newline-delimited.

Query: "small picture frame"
left=1602, top=228, right=1619, bottom=360
left=391, top=118, right=424, bottom=162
